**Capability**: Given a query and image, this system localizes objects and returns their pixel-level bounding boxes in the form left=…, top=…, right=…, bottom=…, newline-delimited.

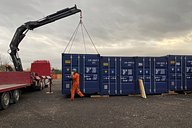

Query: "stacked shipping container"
left=62, top=54, right=192, bottom=96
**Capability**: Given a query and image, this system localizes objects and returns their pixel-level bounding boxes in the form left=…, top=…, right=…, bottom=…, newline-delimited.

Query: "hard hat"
left=72, top=68, right=77, bottom=72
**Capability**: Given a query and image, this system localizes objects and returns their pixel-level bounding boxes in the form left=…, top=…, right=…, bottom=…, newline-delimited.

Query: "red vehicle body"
left=0, top=60, right=51, bottom=110
left=31, top=60, right=51, bottom=76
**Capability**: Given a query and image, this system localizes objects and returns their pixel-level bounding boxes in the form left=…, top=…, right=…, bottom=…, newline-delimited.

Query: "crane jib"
left=9, top=5, right=81, bottom=71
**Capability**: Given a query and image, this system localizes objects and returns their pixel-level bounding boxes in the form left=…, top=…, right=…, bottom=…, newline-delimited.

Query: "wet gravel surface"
left=0, top=80, right=192, bottom=128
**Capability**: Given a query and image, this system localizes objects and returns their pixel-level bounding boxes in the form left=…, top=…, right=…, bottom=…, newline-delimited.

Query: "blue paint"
left=62, top=53, right=100, bottom=95
left=62, top=54, right=192, bottom=96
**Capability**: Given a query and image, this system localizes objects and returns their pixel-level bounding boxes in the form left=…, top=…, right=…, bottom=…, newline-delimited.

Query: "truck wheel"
left=0, top=92, right=10, bottom=110
left=12, top=90, right=20, bottom=103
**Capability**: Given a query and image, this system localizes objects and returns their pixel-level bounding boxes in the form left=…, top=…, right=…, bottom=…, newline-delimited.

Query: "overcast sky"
left=0, top=0, right=192, bottom=69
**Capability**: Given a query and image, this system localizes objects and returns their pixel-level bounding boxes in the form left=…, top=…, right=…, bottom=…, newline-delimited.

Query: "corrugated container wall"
left=100, top=57, right=135, bottom=95
left=185, top=56, right=192, bottom=91
left=168, top=55, right=184, bottom=91
left=135, top=57, right=168, bottom=94
left=62, top=53, right=100, bottom=95
left=119, top=57, right=135, bottom=95
left=100, top=57, right=118, bottom=95
left=168, top=55, right=192, bottom=91
left=62, top=54, right=192, bottom=96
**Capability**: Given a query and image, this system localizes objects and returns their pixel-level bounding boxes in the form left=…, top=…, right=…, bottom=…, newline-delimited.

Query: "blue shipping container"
left=184, top=56, right=192, bottom=91
left=135, top=57, right=168, bottom=94
left=119, top=57, right=135, bottom=95
left=62, top=54, right=192, bottom=96
left=100, top=56, right=135, bottom=95
left=168, top=55, right=184, bottom=91
left=168, top=55, right=192, bottom=91
left=100, top=57, right=119, bottom=95
left=62, top=53, right=100, bottom=95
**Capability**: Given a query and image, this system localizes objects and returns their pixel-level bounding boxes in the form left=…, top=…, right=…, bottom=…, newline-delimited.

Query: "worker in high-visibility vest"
left=70, top=69, right=84, bottom=101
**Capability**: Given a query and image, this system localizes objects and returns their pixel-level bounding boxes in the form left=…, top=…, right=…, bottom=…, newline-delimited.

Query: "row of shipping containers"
left=62, top=53, right=192, bottom=96
left=100, top=56, right=168, bottom=95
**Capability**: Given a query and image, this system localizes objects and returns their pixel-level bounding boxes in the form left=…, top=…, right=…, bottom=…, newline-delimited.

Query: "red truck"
left=0, top=5, right=81, bottom=109
left=0, top=60, right=52, bottom=109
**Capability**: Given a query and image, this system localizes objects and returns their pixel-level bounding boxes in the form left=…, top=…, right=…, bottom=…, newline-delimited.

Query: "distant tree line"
left=52, top=68, right=62, bottom=74
left=0, top=54, right=13, bottom=72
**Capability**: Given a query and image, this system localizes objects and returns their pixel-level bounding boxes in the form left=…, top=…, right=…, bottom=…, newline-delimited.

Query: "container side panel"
left=62, top=53, right=100, bottom=95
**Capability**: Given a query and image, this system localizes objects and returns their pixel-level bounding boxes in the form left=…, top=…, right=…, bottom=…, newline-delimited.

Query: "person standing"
left=70, top=69, right=84, bottom=101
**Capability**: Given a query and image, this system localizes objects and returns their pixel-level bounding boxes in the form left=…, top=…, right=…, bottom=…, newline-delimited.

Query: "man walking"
left=70, top=69, right=84, bottom=101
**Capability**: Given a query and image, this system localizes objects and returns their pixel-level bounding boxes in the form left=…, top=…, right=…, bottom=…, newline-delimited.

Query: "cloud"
left=0, top=0, right=192, bottom=69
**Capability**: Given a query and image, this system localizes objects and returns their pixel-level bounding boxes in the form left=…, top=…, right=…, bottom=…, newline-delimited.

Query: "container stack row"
left=62, top=53, right=192, bottom=95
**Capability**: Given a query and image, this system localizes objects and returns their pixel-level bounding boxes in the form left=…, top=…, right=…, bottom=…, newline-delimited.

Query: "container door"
left=184, top=56, right=192, bottom=91
left=168, top=56, right=184, bottom=91
left=153, top=57, right=168, bottom=94
left=62, top=54, right=80, bottom=95
left=100, top=57, right=118, bottom=95
left=62, top=54, right=100, bottom=95
left=135, top=57, right=153, bottom=94
left=81, top=54, right=100, bottom=94
left=119, top=57, right=135, bottom=95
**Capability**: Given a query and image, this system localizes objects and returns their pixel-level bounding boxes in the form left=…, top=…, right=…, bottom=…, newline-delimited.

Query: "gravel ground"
left=0, top=80, right=192, bottom=128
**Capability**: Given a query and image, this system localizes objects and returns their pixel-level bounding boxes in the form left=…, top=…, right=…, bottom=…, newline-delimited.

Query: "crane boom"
left=9, top=5, right=81, bottom=71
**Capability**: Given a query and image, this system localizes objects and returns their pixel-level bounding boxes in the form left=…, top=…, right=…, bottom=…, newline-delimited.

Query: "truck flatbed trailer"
left=0, top=72, right=32, bottom=110
left=0, top=61, right=52, bottom=110
left=0, top=84, right=30, bottom=93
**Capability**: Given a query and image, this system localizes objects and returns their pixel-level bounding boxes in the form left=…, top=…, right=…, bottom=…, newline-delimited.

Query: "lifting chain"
left=63, top=12, right=99, bottom=54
